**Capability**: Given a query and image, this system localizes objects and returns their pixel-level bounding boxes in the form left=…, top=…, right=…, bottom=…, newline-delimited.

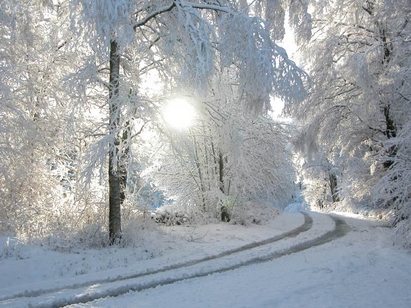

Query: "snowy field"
left=1, top=210, right=410, bottom=307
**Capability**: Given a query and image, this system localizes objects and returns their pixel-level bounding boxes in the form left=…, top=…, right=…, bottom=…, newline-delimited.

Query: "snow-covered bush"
left=373, top=122, right=411, bottom=247
left=0, top=237, right=23, bottom=260
left=395, top=220, right=411, bottom=249
left=230, top=201, right=281, bottom=226
left=151, top=209, right=191, bottom=226
left=120, top=215, right=163, bottom=248
left=73, top=224, right=109, bottom=249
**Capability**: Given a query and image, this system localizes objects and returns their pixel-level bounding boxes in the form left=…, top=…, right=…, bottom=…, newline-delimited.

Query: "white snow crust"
left=1, top=211, right=410, bottom=307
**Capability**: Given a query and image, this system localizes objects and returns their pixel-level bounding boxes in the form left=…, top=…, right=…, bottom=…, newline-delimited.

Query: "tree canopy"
left=1, top=0, right=411, bottom=248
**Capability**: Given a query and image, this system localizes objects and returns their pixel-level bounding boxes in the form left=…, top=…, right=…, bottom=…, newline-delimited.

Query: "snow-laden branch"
left=184, top=2, right=231, bottom=14
left=133, top=0, right=232, bottom=30
left=133, top=2, right=176, bottom=30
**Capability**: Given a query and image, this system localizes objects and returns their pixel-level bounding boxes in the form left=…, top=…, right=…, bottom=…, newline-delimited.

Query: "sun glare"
left=163, top=98, right=196, bottom=129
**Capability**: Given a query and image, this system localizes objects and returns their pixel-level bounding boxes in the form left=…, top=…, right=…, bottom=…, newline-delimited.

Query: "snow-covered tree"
left=0, top=1, right=113, bottom=240
left=152, top=85, right=296, bottom=223
left=68, top=0, right=309, bottom=242
left=290, top=0, right=411, bottom=243
left=0, top=0, right=74, bottom=236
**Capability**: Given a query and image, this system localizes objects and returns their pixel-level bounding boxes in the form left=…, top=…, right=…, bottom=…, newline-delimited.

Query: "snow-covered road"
left=1, top=211, right=410, bottom=308
left=1, top=212, right=313, bottom=306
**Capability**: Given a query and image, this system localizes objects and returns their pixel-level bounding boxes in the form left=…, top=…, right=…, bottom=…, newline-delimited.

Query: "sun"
left=163, top=98, right=196, bottom=129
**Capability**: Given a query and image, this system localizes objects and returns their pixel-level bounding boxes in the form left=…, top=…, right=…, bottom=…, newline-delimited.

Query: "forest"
left=0, top=0, right=410, bottom=248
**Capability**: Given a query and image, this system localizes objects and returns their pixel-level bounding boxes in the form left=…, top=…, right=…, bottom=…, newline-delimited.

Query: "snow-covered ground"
left=1, top=210, right=410, bottom=307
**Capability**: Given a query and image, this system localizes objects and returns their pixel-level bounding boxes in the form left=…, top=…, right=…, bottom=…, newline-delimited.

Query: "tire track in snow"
left=57, top=214, right=349, bottom=308
left=0, top=212, right=312, bottom=305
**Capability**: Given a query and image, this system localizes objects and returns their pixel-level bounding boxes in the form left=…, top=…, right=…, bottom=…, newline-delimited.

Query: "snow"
left=1, top=211, right=410, bottom=308
left=284, top=201, right=310, bottom=212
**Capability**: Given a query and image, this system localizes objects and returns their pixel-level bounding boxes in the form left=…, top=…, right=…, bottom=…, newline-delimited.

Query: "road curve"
left=36, top=214, right=349, bottom=308
left=1, top=212, right=312, bottom=306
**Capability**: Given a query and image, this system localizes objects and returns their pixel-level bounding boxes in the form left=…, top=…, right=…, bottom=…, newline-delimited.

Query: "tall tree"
left=290, top=0, right=411, bottom=236
left=70, top=0, right=309, bottom=242
left=0, top=0, right=77, bottom=236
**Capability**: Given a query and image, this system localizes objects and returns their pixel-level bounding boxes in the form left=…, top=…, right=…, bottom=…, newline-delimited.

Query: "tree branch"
left=131, top=120, right=150, bottom=139
left=133, top=2, right=176, bottom=30
left=133, top=0, right=232, bottom=30
left=186, top=2, right=230, bottom=13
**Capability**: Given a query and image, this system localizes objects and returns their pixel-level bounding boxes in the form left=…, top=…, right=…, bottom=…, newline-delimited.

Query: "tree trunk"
left=218, top=152, right=224, bottom=193
left=108, top=39, right=122, bottom=244
left=382, top=106, right=397, bottom=169
left=191, top=131, right=207, bottom=211
left=219, top=151, right=230, bottom=222
left=329, top=172, right=340, bottom=203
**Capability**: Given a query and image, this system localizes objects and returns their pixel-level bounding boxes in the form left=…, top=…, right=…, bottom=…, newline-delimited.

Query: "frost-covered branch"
left=133, top=2, right=176, bottom=29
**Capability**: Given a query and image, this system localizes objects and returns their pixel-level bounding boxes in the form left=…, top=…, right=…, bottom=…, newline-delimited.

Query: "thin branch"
left=131, top=120, right=150, bottom=139
left=327, top=104, right=385, bottom=135
left=56, top=39, right=69, bottom=51
left=187, top=2, right=231, bottom=13
left=398, top=92, right=411, bottom=102
left=314, top=18, right=374, bottom=34
left=397, top=17, right=410, bottom=36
